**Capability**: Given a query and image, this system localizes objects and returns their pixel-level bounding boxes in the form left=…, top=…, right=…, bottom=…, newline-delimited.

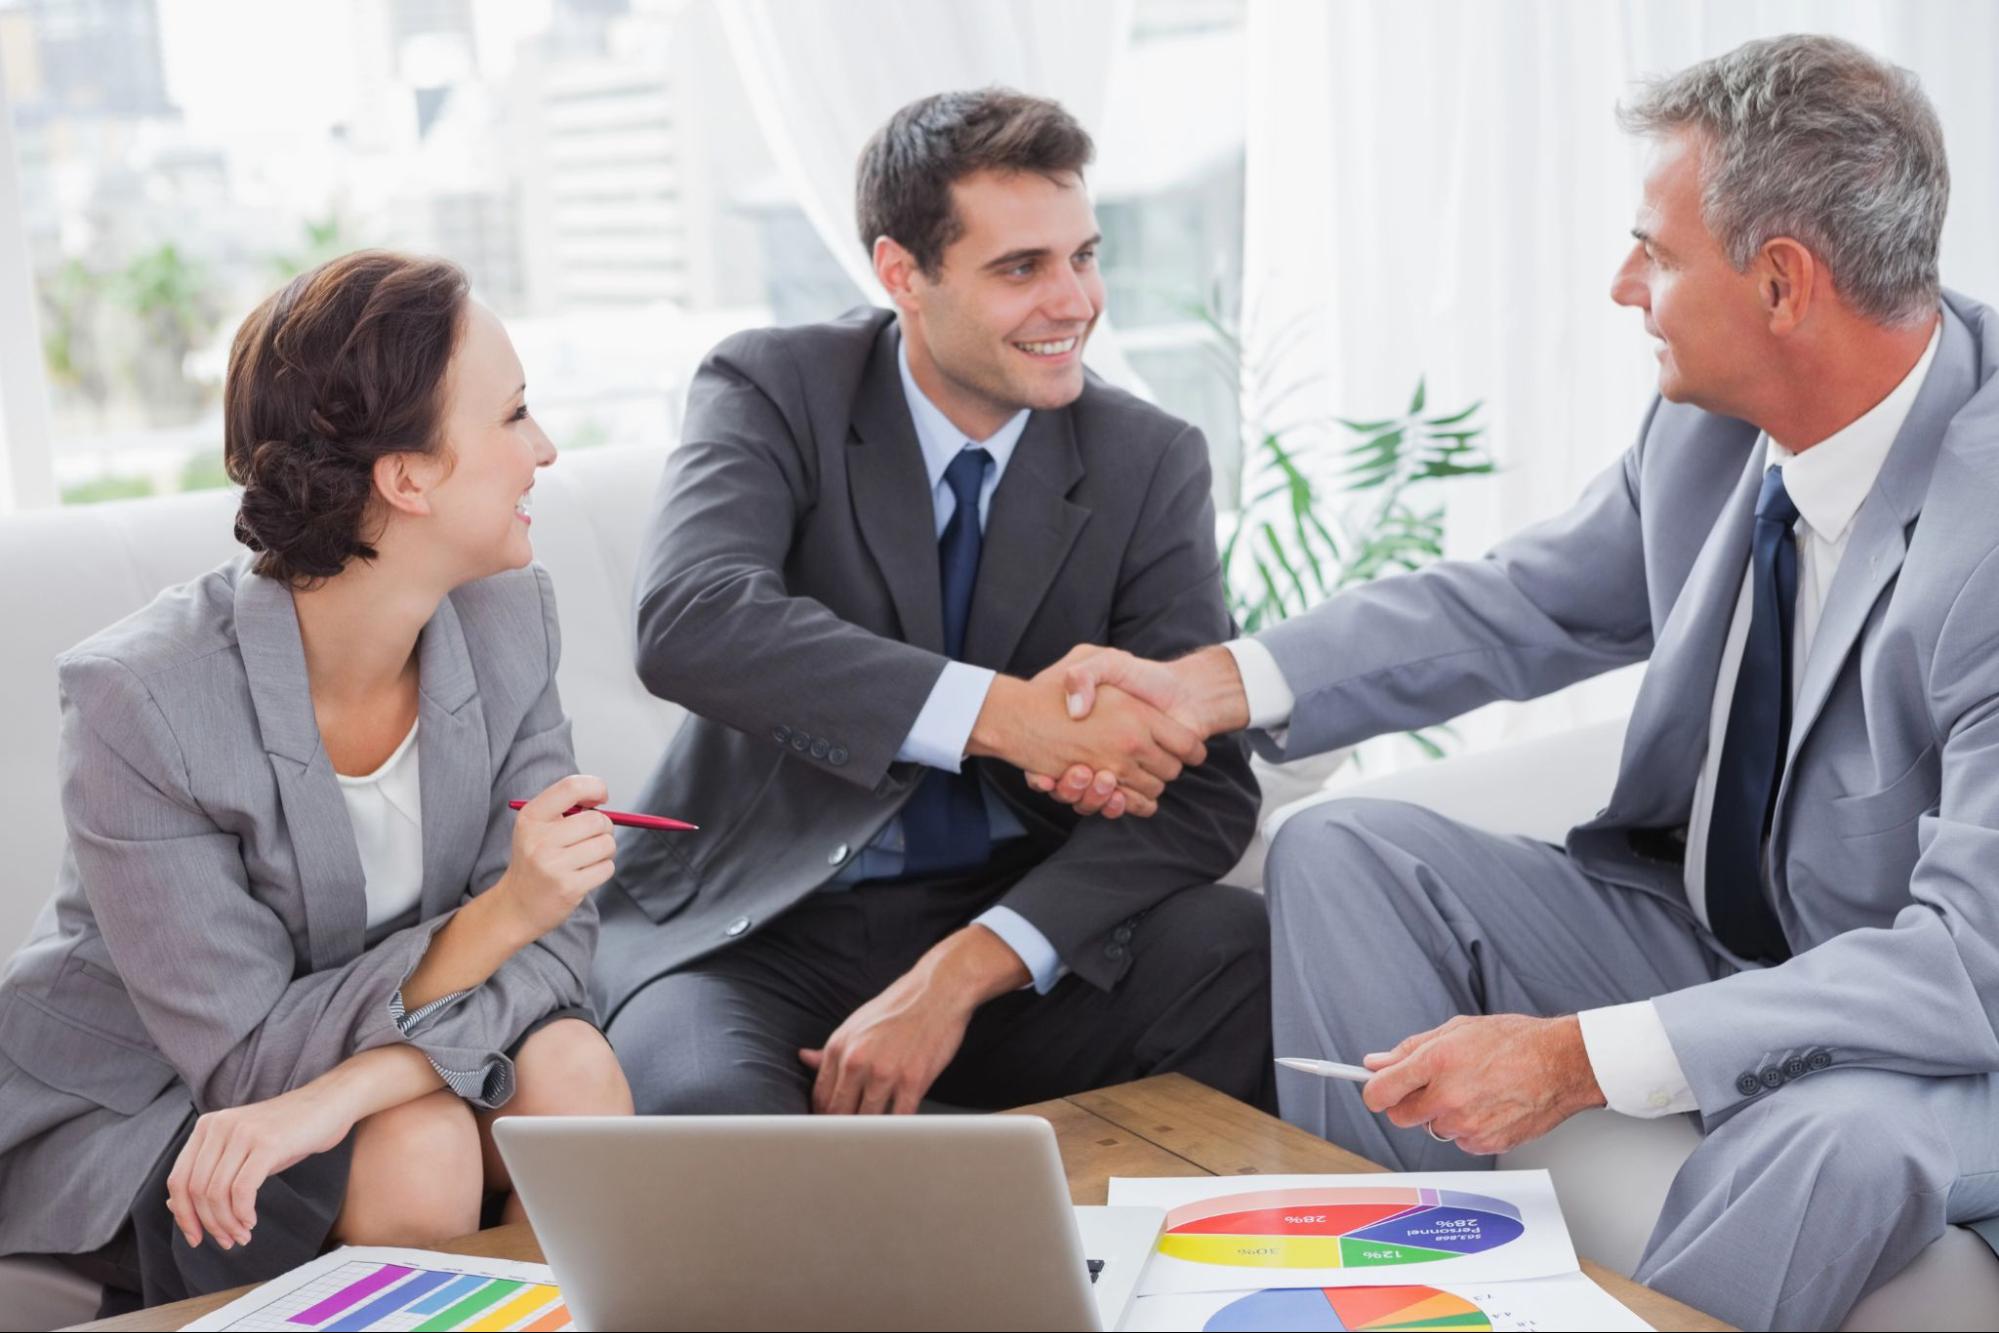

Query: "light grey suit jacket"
left=591, top=309, right=1259, bottom=1021
left=1255, top=291, right=1999, bottom=1124
left=0, top=557, right=594, bottom=1259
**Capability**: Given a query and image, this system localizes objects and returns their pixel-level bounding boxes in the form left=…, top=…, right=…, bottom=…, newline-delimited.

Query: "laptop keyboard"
left=1086, top=1259, right=1104, bottom=1284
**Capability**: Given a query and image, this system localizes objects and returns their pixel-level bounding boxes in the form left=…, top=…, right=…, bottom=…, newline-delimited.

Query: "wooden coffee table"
left=73, top=1074, right=1731, bottom=1331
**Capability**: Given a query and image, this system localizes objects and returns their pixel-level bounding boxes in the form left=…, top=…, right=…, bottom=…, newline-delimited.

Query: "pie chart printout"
left=1159, top=1185, right=1525, bottom=1270
left=1204, top=1285, right=1493, bottom=1332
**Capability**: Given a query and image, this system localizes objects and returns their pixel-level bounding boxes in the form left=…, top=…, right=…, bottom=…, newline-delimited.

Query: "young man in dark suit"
left=593, top=89, right=1271, bottom=1116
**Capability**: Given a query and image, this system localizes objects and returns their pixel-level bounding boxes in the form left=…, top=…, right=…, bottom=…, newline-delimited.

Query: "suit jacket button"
left=1783, top=1055, right=1809, bottom=1080
left=791, top=733, right=811, bottom=752
left=1105, top=943, right=1127, bottom=960
left=828, top=747, right=849, bottom=766
left=1759, top=1066, right=1785, bottom=1089
left=1736, top=1073, right=1763, bottom=1097
left=1113, top=925, right=1134, bottom=943
left=829, top=844, right=850, bottom=866
left=724, top=916, right=752, bottom=938
left=810, top=738, right=830, bottom=759
left=1807, top=1049, right=1832, bottom=1072
left=773, top=725, right=791, bottom=744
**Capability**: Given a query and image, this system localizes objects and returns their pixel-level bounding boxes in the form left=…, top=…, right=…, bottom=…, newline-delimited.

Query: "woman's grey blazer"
left=0, top=555, right=594, bottom=1259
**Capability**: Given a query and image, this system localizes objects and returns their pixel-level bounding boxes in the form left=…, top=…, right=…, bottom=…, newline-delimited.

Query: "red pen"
left=506, top=800, right=698, bottom=831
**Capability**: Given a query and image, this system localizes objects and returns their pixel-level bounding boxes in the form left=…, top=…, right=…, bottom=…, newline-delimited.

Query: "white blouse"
left=335, top=720, right=425, bottom=930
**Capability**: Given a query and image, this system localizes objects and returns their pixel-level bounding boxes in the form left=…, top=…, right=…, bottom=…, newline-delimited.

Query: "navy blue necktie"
left=1704, top=466, right=1800, bottom=963
left=900, top=448, right=993, bottom=877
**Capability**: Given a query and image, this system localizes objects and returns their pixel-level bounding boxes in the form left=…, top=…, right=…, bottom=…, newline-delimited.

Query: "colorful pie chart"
left=1204, top=1284, right=1492, bottom=1332
left=1158, top=1185, right=1524, bottom=1270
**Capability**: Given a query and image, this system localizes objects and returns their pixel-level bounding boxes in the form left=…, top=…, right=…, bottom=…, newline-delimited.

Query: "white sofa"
left=2, top=441, right=1993, bottom=1328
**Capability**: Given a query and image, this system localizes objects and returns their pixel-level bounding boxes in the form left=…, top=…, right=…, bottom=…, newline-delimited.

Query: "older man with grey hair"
left=1044, top=33, right=1999, bottom=1330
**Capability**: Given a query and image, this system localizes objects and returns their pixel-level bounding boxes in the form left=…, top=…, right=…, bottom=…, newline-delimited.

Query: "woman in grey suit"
left=0, top=251, right=632, bottom=1312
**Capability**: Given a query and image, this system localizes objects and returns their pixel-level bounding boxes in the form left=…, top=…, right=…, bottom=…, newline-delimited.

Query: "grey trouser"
left=608, top=866, right=1276, bottom=1116
left=1266, top=797, right=1999, bottom=1333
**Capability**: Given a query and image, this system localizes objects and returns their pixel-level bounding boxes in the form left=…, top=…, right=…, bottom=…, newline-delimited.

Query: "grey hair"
left=1619, top=33, right=1947, bottom=326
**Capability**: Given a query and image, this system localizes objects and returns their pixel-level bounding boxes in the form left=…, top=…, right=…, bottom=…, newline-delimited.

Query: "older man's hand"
left=1358, top=1014, right=1607, bottom=1156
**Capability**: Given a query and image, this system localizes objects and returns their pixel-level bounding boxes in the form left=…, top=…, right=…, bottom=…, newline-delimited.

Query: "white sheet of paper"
left=1108, top=1170, right=1580, bottom=1295
left=180, top=1245, right=570, bottom=1332
left=1119, top=1271, right=1653, bottom=1332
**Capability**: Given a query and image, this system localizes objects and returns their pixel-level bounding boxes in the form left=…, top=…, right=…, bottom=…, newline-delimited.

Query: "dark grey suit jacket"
left=593, top=309, right=1259, bottom=1020
left=0, top=558, right=594, bottom=1259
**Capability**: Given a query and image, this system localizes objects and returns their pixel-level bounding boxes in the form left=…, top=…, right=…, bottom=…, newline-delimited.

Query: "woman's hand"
left=164, top=1085, right=351, bottom=1250
left=495, top=774, right=616, bottom=940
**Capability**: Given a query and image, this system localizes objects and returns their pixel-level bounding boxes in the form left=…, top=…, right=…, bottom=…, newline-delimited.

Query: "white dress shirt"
left=1228, top=321, right=1941, bottom=1116
left=340, top=720, right=487, bottom=1051
left=826, top=340, right=1064, bottom=992
left=335, top=718, right=425, bottom=930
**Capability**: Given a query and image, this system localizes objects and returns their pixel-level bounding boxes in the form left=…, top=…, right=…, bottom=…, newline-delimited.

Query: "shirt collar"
left=897, top=335, right=1030, bottom=492
left=1766, top=318, right=1942, bottom=544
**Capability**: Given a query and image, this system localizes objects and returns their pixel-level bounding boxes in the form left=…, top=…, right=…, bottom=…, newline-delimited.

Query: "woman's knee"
left=335, top=1089, right=484, bottom=1245
left=511, top=1018, right=634, bottom=1116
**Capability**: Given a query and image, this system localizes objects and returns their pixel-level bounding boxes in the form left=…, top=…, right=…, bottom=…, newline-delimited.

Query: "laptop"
left=493, top=1114, right=1163, bottom=1331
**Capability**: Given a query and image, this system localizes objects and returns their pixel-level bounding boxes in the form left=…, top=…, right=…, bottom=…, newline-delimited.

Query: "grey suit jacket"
left=1254, top=290, right=1999, bottom=1124
left=592, top=309, right=1258, bottom=1020
left=0, top=557, right=594, bottom=1259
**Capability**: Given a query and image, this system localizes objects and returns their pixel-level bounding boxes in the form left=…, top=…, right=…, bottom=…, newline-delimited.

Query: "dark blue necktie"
left=1704, top=466, right=1800, bottom=963
left=900, top=448, right=993, bottom=878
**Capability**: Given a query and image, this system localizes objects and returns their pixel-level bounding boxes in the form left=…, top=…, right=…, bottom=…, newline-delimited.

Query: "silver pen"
left=1275, top=1056, right=1375, bottom=1082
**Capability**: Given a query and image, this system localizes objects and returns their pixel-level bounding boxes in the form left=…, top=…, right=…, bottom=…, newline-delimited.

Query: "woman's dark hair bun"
left=223, top=250, right=469, bottom=587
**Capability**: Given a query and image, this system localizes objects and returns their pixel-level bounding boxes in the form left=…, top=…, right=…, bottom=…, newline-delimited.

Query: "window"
left=0, top=0, right=855, bottom=503
left=1, top=0, right=1244, bottom=506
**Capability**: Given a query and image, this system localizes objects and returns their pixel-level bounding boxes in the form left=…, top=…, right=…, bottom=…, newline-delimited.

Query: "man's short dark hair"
left=855, top=87, right=1095, bottom=278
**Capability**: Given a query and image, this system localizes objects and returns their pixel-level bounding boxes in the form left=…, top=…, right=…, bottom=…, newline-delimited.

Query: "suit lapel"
left=1596, top=427, right=1764, bottom=829
left=963, top=408, right=1090, bottom=671
left=415, top=594, right=492, bottom=920
left=1781, top=306, right=1974, bottom=779
left=234, top=571, right=367, bottom=972
left=847, top=323, right=946, bottom=654
left=1779, top=493, right=1908, bottom=774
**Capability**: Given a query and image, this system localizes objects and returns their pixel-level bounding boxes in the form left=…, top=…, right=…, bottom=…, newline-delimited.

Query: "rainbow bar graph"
left=324, top=1270, right=456, bottom=1331
left=465, top=1284, right=561, bottom=1331
left=408, top=1276, right=491, bottom=1317
left=204, top=1258, right=573, bottom=1332
left=413, top=1278, right=521, bottom=1330
left=292, top=1265, right=414, bottom=1324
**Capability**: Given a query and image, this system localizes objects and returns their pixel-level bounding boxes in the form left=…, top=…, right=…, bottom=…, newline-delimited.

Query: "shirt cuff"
left=389, top=987, right=470, bottom=1034
left=974, top=905, right=1069, bottom=994
left=896, top=661, right=998, bottom=772
left=389, top=988, right=510, bottom=1102
left=1577, top=1001, right=1699, bottom=1117
left=1225, top=637, right=1296, bottom=730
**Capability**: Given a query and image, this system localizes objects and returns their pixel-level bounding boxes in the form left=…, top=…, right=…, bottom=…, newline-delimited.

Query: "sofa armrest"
left=1265, top=716, right=1628, bottom=847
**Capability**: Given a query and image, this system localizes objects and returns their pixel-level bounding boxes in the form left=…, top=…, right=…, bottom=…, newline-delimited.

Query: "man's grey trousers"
left=1267, top=797, right=1999, bottom=1333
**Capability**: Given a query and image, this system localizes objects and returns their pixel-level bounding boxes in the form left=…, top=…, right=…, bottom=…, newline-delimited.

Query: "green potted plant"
left=1197, top=303, right=1498, bottom=812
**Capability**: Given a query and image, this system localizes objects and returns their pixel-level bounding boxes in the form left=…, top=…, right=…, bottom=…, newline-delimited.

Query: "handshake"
left=969, top=644, right=1254, bottom=819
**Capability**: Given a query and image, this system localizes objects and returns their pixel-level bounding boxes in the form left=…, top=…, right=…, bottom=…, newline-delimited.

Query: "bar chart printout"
left=180, top=1247, right=572, bottom=1332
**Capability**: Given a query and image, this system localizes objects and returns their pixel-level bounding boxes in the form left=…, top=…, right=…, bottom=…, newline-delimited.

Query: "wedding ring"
left=1426, top=1123, right=1453, bottom=1143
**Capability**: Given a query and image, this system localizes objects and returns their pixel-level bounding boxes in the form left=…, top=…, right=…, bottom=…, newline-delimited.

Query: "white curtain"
left=716, top=0, right=1150, bottom=390
left=1245, top=0, right=1999, bottom=769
